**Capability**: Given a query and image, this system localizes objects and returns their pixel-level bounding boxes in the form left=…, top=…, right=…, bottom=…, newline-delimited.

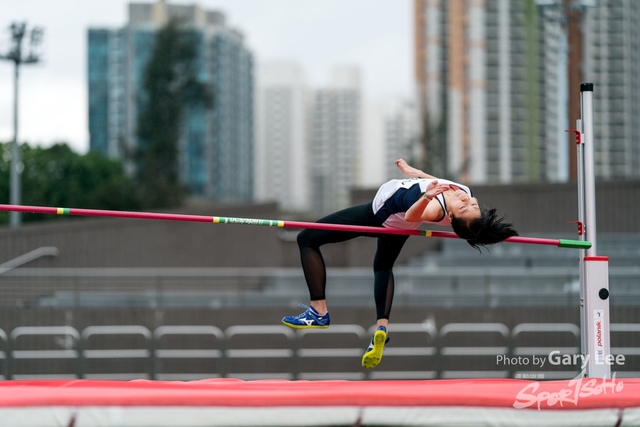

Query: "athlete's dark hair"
left=450, top=207, right=518, bottom=251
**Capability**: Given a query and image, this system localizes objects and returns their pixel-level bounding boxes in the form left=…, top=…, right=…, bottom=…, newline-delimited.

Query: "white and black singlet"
left=372, top=178, right=473, bottom=229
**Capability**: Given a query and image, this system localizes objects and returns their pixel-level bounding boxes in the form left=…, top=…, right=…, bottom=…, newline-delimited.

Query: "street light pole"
left=10, top=54, right=21, bottom=227
left=0, top=23, right=44, bottom=227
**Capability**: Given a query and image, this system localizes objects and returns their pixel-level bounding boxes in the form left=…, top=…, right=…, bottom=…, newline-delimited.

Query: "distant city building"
left=383, top=98, right=420, bottom=180
left=360, top=97, right=420, bottom=185
left=359, top=100, right=385, bottom=189
left=310, top=67, right=361, bottom=213
left=87, top=28, right=127, bottom=159
left=414, top=0, right=569, bottom=184
left=255, top=62, right=311, bottom=211
left=88, top=1, right=253, bottom=202
left=415, top=0, right=640, bottom=183
left=584, top=1, right=640, bottom=179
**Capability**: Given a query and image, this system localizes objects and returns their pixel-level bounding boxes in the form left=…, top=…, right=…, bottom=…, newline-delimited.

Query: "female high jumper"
left=282, top=159, right=518, bottom=369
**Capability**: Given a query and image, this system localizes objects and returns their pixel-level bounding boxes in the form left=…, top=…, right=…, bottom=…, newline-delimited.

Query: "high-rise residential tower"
left=255, top=62, right=311, bottom=211
left=88, top=28, right=127, bottom=160
left=383, top=98, right=420, bottom=180
left=416, top=0, right=640, bottom=183
left=310, top=67, right=361, bottom=213
left=414, top=0, right=568, bottom=184
left=584, top=0, right=640, bottom=179
left=88, top=1, right=253, bottom=202
left=359, top=97, right=419, bottom=188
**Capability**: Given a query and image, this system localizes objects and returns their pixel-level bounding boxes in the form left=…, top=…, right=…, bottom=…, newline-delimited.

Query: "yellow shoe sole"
left=281, top=320, right=329, bottom=329
left=361, top=329, right=387, bottom=369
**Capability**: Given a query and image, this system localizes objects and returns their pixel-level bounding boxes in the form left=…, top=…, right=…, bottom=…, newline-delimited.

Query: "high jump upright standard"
left=573, top=83, right=611, bottom=378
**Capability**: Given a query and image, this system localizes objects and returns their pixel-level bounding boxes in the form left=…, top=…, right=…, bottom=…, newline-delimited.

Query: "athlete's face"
left=448, top=189, right=481, bottom=223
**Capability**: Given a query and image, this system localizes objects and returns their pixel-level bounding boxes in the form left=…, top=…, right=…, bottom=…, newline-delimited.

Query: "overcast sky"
left=0, top=0, right=414, bottom=153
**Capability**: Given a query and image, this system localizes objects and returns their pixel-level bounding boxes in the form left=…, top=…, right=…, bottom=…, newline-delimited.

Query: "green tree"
left=135, top=18, right=211, bottom=208
left=0, top=142, right=142, bottom=224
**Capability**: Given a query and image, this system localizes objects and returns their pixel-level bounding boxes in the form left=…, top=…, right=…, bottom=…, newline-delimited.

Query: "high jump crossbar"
left=0, top=203, right=590, bottom=249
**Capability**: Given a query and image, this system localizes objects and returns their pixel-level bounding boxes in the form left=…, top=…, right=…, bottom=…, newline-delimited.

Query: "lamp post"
left=0, top=23, right=44, bottom=227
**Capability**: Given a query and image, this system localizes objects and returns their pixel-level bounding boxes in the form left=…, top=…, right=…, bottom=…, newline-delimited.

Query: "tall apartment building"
left=359, top=97, right=419, bottom=188
left=88, top=1, right=253, bottom=203
left=359, top=101, right=386, bottom=189
left=255, top=62, right=310, bottom=211
left=88, top=28, right=127, bottom=159
left=383, top=98, right=420, bottom=180
left=310, top=67, right=361, bottom=213
left=414, top=0, right=568, bottom=184
left=584, top=0, right=640, bottom=179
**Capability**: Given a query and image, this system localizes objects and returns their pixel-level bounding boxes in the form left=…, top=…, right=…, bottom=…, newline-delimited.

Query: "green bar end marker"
left=558, top=239, right=592, bottom=249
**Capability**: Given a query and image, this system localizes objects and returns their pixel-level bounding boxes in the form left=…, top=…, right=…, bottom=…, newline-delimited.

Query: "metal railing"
left=0, top=246, right=59, bottom=275
left=2, top=322, right=638, bottom=381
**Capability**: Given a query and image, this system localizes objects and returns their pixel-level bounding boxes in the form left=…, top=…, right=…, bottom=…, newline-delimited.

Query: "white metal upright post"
left=581, top=84, right=596, bottom=257
left=579, top=83, right=611, bottom=378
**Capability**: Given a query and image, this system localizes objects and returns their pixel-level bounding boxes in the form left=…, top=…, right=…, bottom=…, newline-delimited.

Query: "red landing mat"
left=0, top=378, right=638, bottom=427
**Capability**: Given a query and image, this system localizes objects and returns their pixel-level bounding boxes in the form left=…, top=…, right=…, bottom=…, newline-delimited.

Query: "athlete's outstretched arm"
left=395, top=159, right=437, bottom=179
left=405, top=180, right=452, bottom=222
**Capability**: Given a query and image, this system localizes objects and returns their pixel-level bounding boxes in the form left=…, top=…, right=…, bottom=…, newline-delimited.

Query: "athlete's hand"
left=425, top=180, right=452, bottom=199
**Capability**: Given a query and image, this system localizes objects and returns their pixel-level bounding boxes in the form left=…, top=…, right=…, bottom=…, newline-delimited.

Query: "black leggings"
left=296, top=202, right=410, bottom=320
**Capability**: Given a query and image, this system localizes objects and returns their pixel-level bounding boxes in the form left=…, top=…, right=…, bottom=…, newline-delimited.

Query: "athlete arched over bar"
left=282, top=159, right=518, bottom=369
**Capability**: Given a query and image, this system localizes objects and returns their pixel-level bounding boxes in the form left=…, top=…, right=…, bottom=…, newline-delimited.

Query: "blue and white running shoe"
left=282, top=303, right=330, bottom=329
left=362, top=326, right=389, bottom=369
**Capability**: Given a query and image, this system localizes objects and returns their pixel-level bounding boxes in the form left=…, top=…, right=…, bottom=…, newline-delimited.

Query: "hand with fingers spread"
left=424, top=180, right=452, bottom=200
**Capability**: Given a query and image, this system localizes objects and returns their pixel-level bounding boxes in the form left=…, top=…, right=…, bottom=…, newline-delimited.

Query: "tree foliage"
left=0, top=142, right=142, bottom=224
left=135, top=18, right=211, bottom=208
